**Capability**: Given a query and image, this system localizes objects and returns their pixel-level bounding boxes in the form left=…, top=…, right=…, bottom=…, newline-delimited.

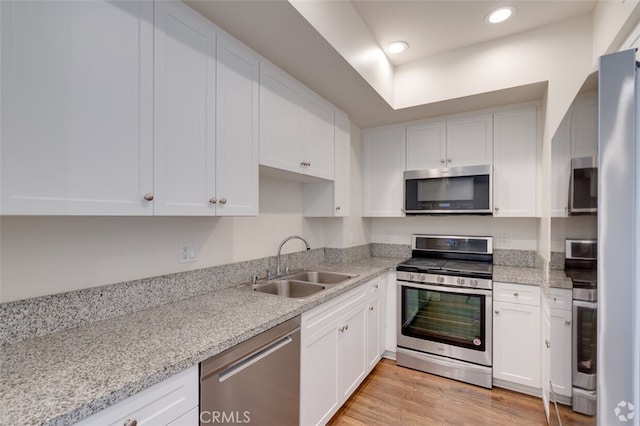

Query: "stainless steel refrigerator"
left=598, top=48, right=640, bottom=425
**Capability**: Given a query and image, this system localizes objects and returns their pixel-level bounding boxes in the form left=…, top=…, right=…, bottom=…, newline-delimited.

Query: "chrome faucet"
left=276, top=235, right=310, bottom=276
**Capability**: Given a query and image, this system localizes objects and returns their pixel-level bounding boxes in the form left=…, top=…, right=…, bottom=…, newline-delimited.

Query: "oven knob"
left=470, top=279, right=479, bottom=287
left=457, top=278, right=466, bottom=285
left=419, top=274, right=426, bottom=281
left=408, top=274, right=415, bottom=281
left=437, top=276, right=445, bottom=283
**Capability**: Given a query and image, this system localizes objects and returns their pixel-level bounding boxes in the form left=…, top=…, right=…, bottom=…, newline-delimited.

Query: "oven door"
left=573, top=300, right=597, bottom=390
left=569, top=157, right=597, bottom=214
left=397, top=280, right=492, bottom=367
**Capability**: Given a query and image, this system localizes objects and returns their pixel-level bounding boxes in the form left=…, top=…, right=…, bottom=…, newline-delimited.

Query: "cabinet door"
left=259, top=63, right=303, bottom=173
left=366, top=295, right=382, bottom=372
left=363, top=127, right=406, bottom=217
left=570, top=95, right=598, bottom=159
left=339, top=303, right=367, bottom=400
left=302, top=92, right=335, bottom=180
left=551, top=109, right=572, bottom=217
left=1, top=1, right=154, bottom=215
left=493, top=107, right=538, bottom=217
left=493, top=300, right=541, bottom=388
left=333, top=113, right=351, bottom=216
left=446, top=114, right=493, bottom=167
left=215, top=34, right=259, bottom=216
left=406, top=120, right=446, bottom=170
left=550, top=308, right=572, bottom=397
left=300, top=320, right=340, bottom=426
left=154, top=0, right=216, bottom=215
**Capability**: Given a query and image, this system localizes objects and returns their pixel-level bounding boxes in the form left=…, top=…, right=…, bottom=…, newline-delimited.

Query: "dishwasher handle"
left=218, top=332, right=297, bottom=383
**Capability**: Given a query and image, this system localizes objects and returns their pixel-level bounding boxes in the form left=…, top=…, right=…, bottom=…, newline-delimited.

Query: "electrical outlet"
left=179, top=243, right=197, bottom=264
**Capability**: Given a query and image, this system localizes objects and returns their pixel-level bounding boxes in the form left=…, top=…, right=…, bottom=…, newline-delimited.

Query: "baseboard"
left=382, top=350, right=397, bottom=361
left=493, top=378, right=542, bottom=398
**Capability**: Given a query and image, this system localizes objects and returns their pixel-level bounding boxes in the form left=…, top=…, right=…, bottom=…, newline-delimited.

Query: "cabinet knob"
left=447, top=158, right=452, bottom=163
left=440, top=159, right=446, bottom=164
left=336, top=206, right=341, bottom=211
left=300, top=161, right=311, bottom=167
left=307, top=161, right=312, bottom=167
left=565, top=320, right=571, bottom=326
left=219, top=197, right=227, bottom=205
left=545, top=339, right=551, bottom=349
left=124, top=420, right=138, bottom=426
left=553, top=297, right=557, bottom=302
left=143, top=193, right=154, bottom=202
left=369, top=306, right=374, bottom=311
left=209, top=197, right=217, bottom=204
left=495, top=310, right=500, bottom=314
left=513, top=292, right=519, bottom=297
left=373, top=284, right=379, bottom=289
left=494, top=207, right=499, bottom=211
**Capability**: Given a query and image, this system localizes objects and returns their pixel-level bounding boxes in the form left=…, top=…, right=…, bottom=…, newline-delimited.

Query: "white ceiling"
left=351, top=0, right=597, bottom=66
left=186, top=0, right=597, bottom=128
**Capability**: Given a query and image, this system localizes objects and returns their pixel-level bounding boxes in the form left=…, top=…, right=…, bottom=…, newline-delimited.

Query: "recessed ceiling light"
left=387, top=41, right=409, bottom=54
left=487, top=7, right=514, bottom=24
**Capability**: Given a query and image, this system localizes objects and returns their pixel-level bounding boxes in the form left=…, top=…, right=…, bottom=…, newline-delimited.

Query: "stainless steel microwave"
left=569, top=156, right=597, bottom=214
left=403, top=165, right=492, bottom=214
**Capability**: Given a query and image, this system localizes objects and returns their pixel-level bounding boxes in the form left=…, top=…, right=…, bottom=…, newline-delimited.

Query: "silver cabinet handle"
left=219, top=197, right=227, bottom=205
left=336, top=206, right=341, bottom=211
left=339, top=326, right=345, bottom=333
left=209, top=197, right=217, bottom=204
left=373, top=284, right=379, bottom=289
left=345, top=324, right=349, bottom=330
left=447, top=158, right=452, bottom=162
left=513, top=292, right=519, bottom=297
left=124, top=420, right=137, bottom=426
left=143, top=193, right=154, bottom=202
left=300, top=161, right=311, bottom=167
left=565, top=320, right=571, bottom=326
left=553, top=297, right=557, bottom=302
left=495, top=207, right=499, bottom=211
left=369, top=306, right=374, bottom=311
left=495, top=310, right=500, bottom=314
left=545, top=339, right=551, bottom=349
left=440, top=159, right=445, bottom=163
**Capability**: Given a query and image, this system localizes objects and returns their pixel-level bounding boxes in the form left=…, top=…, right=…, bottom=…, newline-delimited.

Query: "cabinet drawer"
left=302, top=285, right=367, bottom=338
left=368, top=276, right=384, bottom=295
left=75, top=366, right=198, bottom=426
left=493, top=282, right=540, bottom=306
left=549, top=288, right=572, bottom=311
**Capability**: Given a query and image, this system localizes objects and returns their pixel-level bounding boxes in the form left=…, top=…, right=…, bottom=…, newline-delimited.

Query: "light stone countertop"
left=0, top=258, right=401, bottom=426
left=493, top=265, right=572, bottom=289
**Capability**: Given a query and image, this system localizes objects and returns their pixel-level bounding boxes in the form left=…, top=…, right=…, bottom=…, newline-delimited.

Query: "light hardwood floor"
left=328, top=359, right=596, bottom=426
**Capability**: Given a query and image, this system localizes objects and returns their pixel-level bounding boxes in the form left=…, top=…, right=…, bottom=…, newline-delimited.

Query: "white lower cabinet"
left=493, top=282, right=541, bottom=394
left=75, top=366, right=198, bottom=426
left=550, top=288, right=573, bottom=400
left=300, top=276, right=386, bottom=426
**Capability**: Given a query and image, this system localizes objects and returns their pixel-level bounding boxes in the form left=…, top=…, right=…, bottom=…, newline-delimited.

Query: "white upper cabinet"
left=570, top=94, right=598, bottom=160
left=215, top=34, right=259, bottom=216
left=154, top=0, right=216, bottom=216
left=301, top=92, right=335, bottom=180
left=405, top=120, right=446, bottom=170
left=493, top=106, right=539, bottom=217
left=551, top=109, right=572, bottom=217
left=259, top=63, right=304, bottom=174
left=363, top=127, right=406, bottom=217
left=303, top=112, right=350, bottom=217
left=1, top=1, right=154, bottom=215
left=445, top=114, right=493, bottom=168
left=259, top=62, right=335, bottom=180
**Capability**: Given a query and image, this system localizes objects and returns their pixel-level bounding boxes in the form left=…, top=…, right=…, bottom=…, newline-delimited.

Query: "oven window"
left=401, top=286, right=486, bottom=351
left=572, top=167, right=598, bottom=210
left=576, top=306, right=597, bottom=375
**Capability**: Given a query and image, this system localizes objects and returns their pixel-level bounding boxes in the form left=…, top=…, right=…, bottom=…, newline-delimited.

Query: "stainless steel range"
left=565, top=239, right=597, bottom=416
left=396, top=235, right=493, bottom=389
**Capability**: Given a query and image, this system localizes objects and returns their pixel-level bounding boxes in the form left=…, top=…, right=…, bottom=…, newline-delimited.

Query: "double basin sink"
left=252, top=271, right=356, bottom=299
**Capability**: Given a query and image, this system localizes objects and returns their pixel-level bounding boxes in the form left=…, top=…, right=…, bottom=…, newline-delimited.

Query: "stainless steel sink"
left=253, top=280, right=326, bottom=298
left=286, top=271, right=355, bottom=284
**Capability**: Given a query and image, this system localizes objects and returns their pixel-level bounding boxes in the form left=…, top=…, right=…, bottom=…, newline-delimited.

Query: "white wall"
left=0, top=176, right=327, bottom=303
left=371, top=216, right=539, bottom=251
left=550, top=216, right=598, bottom=252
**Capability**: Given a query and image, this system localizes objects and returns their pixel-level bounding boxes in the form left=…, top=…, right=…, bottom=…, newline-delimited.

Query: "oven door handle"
left=573, top=300, right=597, bottom=309
left=398, top=281, right=492, bottom=296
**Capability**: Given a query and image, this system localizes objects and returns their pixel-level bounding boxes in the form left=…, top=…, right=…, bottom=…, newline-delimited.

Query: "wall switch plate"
left=179, top=243, right=197, bottom=263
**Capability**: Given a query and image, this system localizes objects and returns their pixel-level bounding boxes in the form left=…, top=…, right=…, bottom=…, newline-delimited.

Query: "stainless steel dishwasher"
left=200, top=316, right=301, bottom=425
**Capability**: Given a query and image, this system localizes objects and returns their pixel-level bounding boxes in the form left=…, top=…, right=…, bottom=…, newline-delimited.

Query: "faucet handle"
left=285, top=266, right=290, bottom=274
left=252, top=275, right=259, bottom=286
left=266, top=269, right=271, bottom=280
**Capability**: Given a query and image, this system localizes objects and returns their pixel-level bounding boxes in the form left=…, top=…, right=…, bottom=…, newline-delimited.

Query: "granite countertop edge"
left=0, top=258, right=400, bottom=426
